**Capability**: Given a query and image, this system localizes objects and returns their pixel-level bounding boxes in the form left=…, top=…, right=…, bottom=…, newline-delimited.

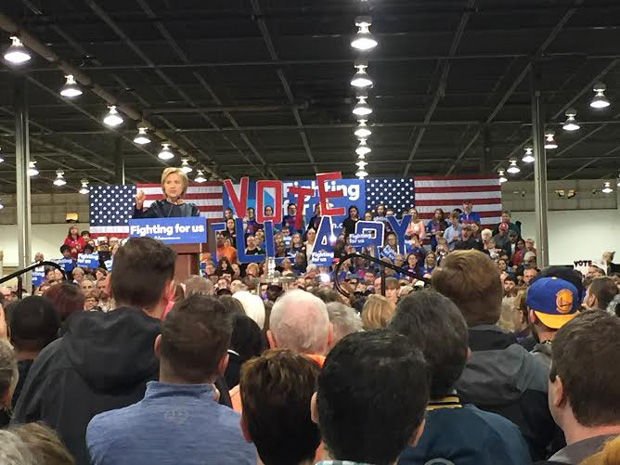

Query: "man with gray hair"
left=267, top=289, right=333, bottom=366
left=326, top=302, right=362, bottom=344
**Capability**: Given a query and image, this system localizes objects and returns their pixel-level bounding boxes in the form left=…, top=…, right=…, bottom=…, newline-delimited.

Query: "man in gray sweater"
left=86, top=295, right=256, bottom=465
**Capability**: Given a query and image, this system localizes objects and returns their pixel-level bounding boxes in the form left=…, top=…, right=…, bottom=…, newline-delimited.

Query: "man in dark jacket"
left=14, top=237, right=176, bottom=465
left=453, top=225, right=483, bottom=251
left=433, top=250, right=559, bottom=461
left=390, top=290, right=531, bottom=465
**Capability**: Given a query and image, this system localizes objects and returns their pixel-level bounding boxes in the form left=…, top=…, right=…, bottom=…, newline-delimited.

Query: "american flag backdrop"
left=413, top=175, right=502, bottom=227
left=365, top=178, right=416, bottom=213
left=89, top=182, right=224, bottom=237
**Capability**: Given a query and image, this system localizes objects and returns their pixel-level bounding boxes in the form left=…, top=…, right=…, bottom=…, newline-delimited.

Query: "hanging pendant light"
left=355, top=139, right=372, bottom=156
left=355, top=168, right=369, bottom=178
left=133, top=127, right=151, bottom=145
left=53, top=169, right=67, bottom=187
left=194, top=170, right=207, bottom=183
left=354, top=120, right=372, bottom=139
left=4, top=36, right=31, bottom=65
left=79, top=179, right=89, bottom=195
left=103, top=105, right=123, bottom=127
left=60, top=75, right=82, bottom=98
left=0, top=198, right=4, bottom=210
left=507, top=159, right=520, bottom=174
left=498, top=169, right=507, bottom=183
left=356, top=160, right=368, bottom=168
left=351, top=17, right=378, bottom=51
left=350, top=63, right=373, bottom=89
left=158, top=143, right=174, bottom=161
left=602, top=181, right=613, bottom=194
left=590, top=83, right=611, bottom=109
left=352, top=96, right=372, bottom=116
left=28, top=160, right=39, bottom=177
left=522, top=147, right=535, bottom=163
left=181, top=158, right=193, bottom=174
left=544, top=131, right=558, bottom=150
left=0, top=146, right=4, bottom=164
left=562, top=109, right=580, bottom=131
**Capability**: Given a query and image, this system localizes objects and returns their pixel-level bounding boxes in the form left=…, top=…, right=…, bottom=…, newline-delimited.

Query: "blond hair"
left=362, top=294, right=395, bottom=330
left=160, top=167, right=189, bottom=196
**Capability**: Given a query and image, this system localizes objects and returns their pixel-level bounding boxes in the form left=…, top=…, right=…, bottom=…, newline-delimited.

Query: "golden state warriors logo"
left=556, top=289, right=573, bottom=314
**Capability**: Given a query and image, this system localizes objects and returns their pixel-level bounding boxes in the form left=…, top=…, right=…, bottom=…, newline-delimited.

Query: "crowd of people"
left=0, top=201, right=619, bottom=465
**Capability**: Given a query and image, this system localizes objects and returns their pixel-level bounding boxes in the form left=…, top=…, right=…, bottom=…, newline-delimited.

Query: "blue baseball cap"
left=526, top=277, right=579, bottom=329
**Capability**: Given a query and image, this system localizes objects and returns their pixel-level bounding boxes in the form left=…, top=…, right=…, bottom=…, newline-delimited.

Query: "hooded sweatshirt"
left=12, top=307, right=161, bottom=465
left=456, top=325, right=561, bottom=461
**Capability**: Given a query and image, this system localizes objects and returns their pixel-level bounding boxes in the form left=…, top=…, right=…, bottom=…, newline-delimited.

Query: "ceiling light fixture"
left=0, top=147, right=3, bottom=164
left=562, top=108, right=580, bottom=131
left=355, top=168, right=369, bottom=178
left=544, top=131, right=558, bottom=150
left=356, top=160, right=368, bottom=168
left=79, top=179, right=89, bottom=195
left=53, top=169, right=67, bottom=187
left=351, top=17, right=378, bottom=51
left=498, top=169, right=507, bottom=183
left=194, top=169, right=206, bottom=183
left=522, top=147, right=535, bottom=163
left=507, top=159, right=520, bottom=174
left=103, top=105, right=123, bottom=127
left=352, top=96, right=372, bottom=116
left=28, top=160, right=38, bottom=177
left=181, top=158, right=193, bottom=174
left=60, top=75, right=82, bottom=98
left=158, top=143, right=174, bottom=161
left=0, top=198, right=3, bottom=210
left=133, top=127, right=151, bottom=145
left=590, top=83, right=611, bottom=109
left=602, top=181, right=613, bottom=194
left=354, top=120, right=372, bottom=138
left=355, top=139, right=372, bottom=156
left=4, top=36, right=31, bottom=65
left=350, top=62, right=373, bottom=89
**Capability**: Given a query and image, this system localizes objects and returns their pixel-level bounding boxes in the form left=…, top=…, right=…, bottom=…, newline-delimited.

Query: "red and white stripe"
left=414, top=176, right=502, bottom=227
left=137, top=182, right=223, bottom=219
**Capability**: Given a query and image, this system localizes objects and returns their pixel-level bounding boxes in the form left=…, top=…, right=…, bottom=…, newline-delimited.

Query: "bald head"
left=268, top=289, right=332, bottom=355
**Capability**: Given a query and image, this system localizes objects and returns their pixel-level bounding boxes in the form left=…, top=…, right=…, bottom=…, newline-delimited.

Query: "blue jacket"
left=399, top=396, right=531, bottom=465
left=87, top=382, right=255, bottom=465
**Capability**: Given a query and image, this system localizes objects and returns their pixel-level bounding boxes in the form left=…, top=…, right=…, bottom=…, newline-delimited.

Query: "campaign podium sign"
left=128, top=217, right=207, bottom=244
left=32, top=267, right=46, bottom=287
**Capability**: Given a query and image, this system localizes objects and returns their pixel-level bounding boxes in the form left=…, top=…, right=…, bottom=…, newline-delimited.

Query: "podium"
left=170, top=243, right=206, bottom=283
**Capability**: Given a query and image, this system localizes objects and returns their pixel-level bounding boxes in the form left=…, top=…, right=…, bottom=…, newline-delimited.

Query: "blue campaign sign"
left=32, top=268, right=45, bottom=287
left=104, top=259, right=113, bottom=271
left=128, top=217, right=207, bottom=244
left=77, top=253, right=100, bottom=269
left=55, top=257, right=75, bottom=273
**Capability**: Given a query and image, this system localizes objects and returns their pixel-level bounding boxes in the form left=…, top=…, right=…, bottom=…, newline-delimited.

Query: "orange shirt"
left=216, top=244, right=238, bottom=264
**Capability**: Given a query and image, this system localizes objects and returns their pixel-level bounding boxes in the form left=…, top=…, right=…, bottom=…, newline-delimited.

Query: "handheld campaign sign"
left=77, top=253, right=100, bottom=269
left=311, top=216, right=335, bottom=266
left=55, top=258, right=75, bottom=273
left=32, top=268, right=45, bottom=287
left=128, top=217, right=207, bottom=244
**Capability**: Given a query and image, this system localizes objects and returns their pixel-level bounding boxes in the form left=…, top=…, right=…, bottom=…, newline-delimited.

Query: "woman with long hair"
left=426, top=208, right=447, bottom=250
left=405, top=208, right=426, bottom=242
left=289, top=233, right=303, bottom=256
left=216, top=257, right=233, bottom=276
left=342, top=205, right=360, bottom=237
left=133, top=167, right=199, bottom=218
left=361, top=294, right=395, bottom=330
left=63, top=225, right=85, bottom=259
left=223, top=218, right=237, bottom=244
left=304, top=228, right=317, bottom=266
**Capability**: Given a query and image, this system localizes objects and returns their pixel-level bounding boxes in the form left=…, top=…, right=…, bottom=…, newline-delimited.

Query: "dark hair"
left=111, top=237, right=176, bottom=309
left=9, top=297, right=59, bottom=353
left=43, top=283, right=85, bottom=321
left=240, top=349, right=320, bottom=465
left=230, top=314, right=263, bottom=361
left=539, top=266, right=585, bottom=304
left=83, top=244, right=94, bottom=254
left=217, top=296, right=245, bottom=316
left=59, top=244, right=70, bottom=254
left=216, top=257, right=232, bottom=276
left=317, top=330, right=428, bottom=465
left=161, top=295, right=233, bottom=382
left=432, top=250, right=502, bottom=326
left=311, top=287, right=343, bottom=304
left=588, top=277, right=618, bottom=311
left=389, top=290, right=468, bottom=399
left=550, top=312, right=620, bottom=426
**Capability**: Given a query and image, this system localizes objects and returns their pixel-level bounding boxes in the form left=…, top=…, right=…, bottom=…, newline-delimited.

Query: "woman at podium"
left=133, top=167, right=200, bottom=218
